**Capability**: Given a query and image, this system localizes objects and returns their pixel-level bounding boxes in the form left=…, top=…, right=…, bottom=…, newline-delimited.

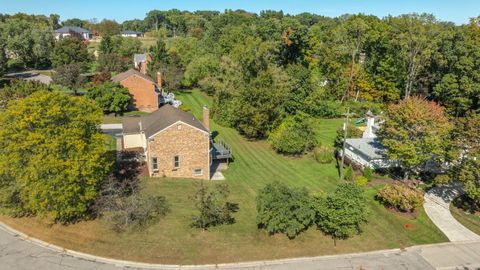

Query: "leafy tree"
left=0, top=79, right=51, bottom=109
left=268, top=112, right=317, bottom=155
left=256, top=182, right=315, bottom=238
left=191, top=183, right=238, bottom=229
left=99, top=35, right=115, bottom=54
left=387, top=14, right=439, bottom=98
left=85, top=82, right=131, bottom=115
left=52, top=63, right=85, bottom=94
left=97, top=19, right=120, bottom=36
left=315, top=183, right=368, bottom=244
left=448, top=113, right=480, bottom=204
left=1, top=16, right=54, bottom=68
left=0, top=91, right=111, bottom=221
left=0, top=30, right=6, bottom=76
left=117, top=37, right=142, bottom=58
left=183, top=54, right=220, bottom=87
left=62, top=18, right=89, bottom=28
left=96, top=53, right=130, bottom=73
left=51, top=36, right=90, bottom=68
left=378, top=97, right=452, bottom=179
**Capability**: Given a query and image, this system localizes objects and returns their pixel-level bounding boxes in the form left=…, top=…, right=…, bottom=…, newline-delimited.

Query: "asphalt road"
left=1, top=222, right=480, bottom=270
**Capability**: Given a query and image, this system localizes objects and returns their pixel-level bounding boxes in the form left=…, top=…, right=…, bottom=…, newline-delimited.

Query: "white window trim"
left=194, top=168, right=203, bottom=176
left=152, top=157, right=159, bottom=172
left=173, top=155, right=180, bottom=169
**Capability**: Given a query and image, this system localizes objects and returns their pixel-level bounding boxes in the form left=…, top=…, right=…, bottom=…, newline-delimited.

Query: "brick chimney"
left=156, top=72, right=162, bottom=89
left=203, top=105, right=209, bottom=130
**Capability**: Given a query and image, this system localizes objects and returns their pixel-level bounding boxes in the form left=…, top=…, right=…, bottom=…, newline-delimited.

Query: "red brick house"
left=112, top=69, right=162, bottom=112
left=122, top=104, right=212, bottom=179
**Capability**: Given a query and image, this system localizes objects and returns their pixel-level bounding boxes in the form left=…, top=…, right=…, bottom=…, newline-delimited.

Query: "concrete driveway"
left=424, top=184, right=480, bottom=242
left=1, top=222, right=480, bottom=270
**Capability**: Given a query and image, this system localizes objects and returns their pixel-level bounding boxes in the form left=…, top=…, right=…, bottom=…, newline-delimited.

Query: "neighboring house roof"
left=122, top=30, right=143, bottom=35
left=345, top=138, right=387, bottom=160
left=123, top=104, right=209, bottom=137
left=112, top=69, right=155, bottom=84
left=55, top=26, right=91, bottom=34
left=134, top=53, right=147, bottom=63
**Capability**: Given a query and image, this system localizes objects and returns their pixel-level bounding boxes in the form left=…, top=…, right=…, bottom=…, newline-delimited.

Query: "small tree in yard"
left=315, top=183, right=368, bottom=245
left=268, top=112, right=317, bottom=155
left=86, top=82, right=131, bottom=115
left=52, top=63, right=85, bottom=95
left=376, top=184, right=424, bottom=212
left=256, top=181, right=315, bottom=238
left=378, top=97, right=452, bottom=180
left=0, top=91, right=110, bottom=222
left=192, top=182, right=238, bottom=229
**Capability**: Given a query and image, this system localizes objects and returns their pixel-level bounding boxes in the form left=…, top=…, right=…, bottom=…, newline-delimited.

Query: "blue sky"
left=0, top=0, right=478, bottom=24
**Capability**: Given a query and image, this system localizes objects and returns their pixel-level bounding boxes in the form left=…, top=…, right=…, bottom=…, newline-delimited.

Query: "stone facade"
left=147, top=122, right=211, bottom=180
left=119, top=75, right=159, bottom=112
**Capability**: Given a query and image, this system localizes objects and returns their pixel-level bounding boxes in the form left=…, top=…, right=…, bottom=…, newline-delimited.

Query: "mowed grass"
left=0, top=90, right=447, bottom=264
left=450, top=197, right=480, bottom=235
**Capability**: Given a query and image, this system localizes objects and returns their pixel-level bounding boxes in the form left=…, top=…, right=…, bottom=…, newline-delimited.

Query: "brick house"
left=112, top=69, right=162, bottom=112
left=122, top=104, right=212, bottom=179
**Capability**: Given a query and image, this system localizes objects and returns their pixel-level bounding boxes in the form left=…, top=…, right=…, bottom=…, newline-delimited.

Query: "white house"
left=121, top=30, right=144, bottom=38
left=54, top=26, right=92, bottom=40
left=343, top=111, right=400, bottom=169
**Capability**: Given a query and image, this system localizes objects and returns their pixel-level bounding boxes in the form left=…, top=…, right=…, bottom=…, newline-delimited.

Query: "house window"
left=152, top=157, right=158, bottom=171
left=177, top=124, right=182, bottom=130
left=173, top=155, right=180, bottom=168
left=194, top=168, right=202, bottom=176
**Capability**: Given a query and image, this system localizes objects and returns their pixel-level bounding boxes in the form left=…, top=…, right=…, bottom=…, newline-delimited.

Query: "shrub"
left=305, top=98, right=343, bottom=118
left=104, top=193, right=169, bottom=232
left=268, top=112, right=317, bottom=155
left=355, top=176, right=368, bottom=187
left=344, top=165, right=354, bottom=182
left=178, top=104, right=190, bottom=112
left=314, top=145, right=334, bottom=164
left=363, top=167, right=374, bottom=181
left=192, top=183, right=238, bottom=229
left=377, top=184, right=424, bottom=212
left=315, top=183, right=369, bottom=243
left=256, top=181, right=315, bottom=238
left=6, top=59, right=24, bottom=71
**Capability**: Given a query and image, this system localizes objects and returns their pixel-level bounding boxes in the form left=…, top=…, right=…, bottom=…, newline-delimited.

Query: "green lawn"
left=1, top=89, right=447, bottom=264
left=102, top=110, right=150, bottom=124
left=450, top=196, right=480, bottom=235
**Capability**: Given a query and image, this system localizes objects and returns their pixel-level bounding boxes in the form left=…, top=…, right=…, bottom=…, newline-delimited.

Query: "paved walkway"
left=424, top=184, right=480, bottom=242
left=6, top=71, right=52, bottom=84
left=1, top=222, right=480, bottom=270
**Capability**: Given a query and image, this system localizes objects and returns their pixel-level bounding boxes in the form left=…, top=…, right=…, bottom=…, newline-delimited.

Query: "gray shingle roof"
left=345, top=138, right=387, bottom=160
left=122, top=104, right=209, bottom=137
left=55, top=26, right=91, bottom=34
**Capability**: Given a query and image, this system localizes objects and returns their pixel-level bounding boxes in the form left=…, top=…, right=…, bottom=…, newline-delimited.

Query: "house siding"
left=119, top=75, right=158, bottom=112
left=147, top=122, right=210, bottom=180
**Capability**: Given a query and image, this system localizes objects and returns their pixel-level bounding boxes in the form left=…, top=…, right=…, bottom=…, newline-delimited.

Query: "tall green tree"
left=378, top=97, right=452, bottom=179
left=0, top=91, right=111, bottom=221
left=52, top=63, right=85, bottom=94
left=448, top=113, right=480, bottom=204
left=51, top=36, right=90, bottom=68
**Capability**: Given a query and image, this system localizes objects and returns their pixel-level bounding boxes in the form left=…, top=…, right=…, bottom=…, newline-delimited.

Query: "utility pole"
left=340, top=107, right=353, bottom=181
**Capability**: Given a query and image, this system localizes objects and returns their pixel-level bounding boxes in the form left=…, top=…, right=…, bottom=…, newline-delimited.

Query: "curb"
left=1, top=221, right=477, bottom=269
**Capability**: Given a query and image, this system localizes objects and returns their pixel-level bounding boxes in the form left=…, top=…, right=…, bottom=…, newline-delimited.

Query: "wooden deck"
left=212, top=140, right=232, bottom=160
